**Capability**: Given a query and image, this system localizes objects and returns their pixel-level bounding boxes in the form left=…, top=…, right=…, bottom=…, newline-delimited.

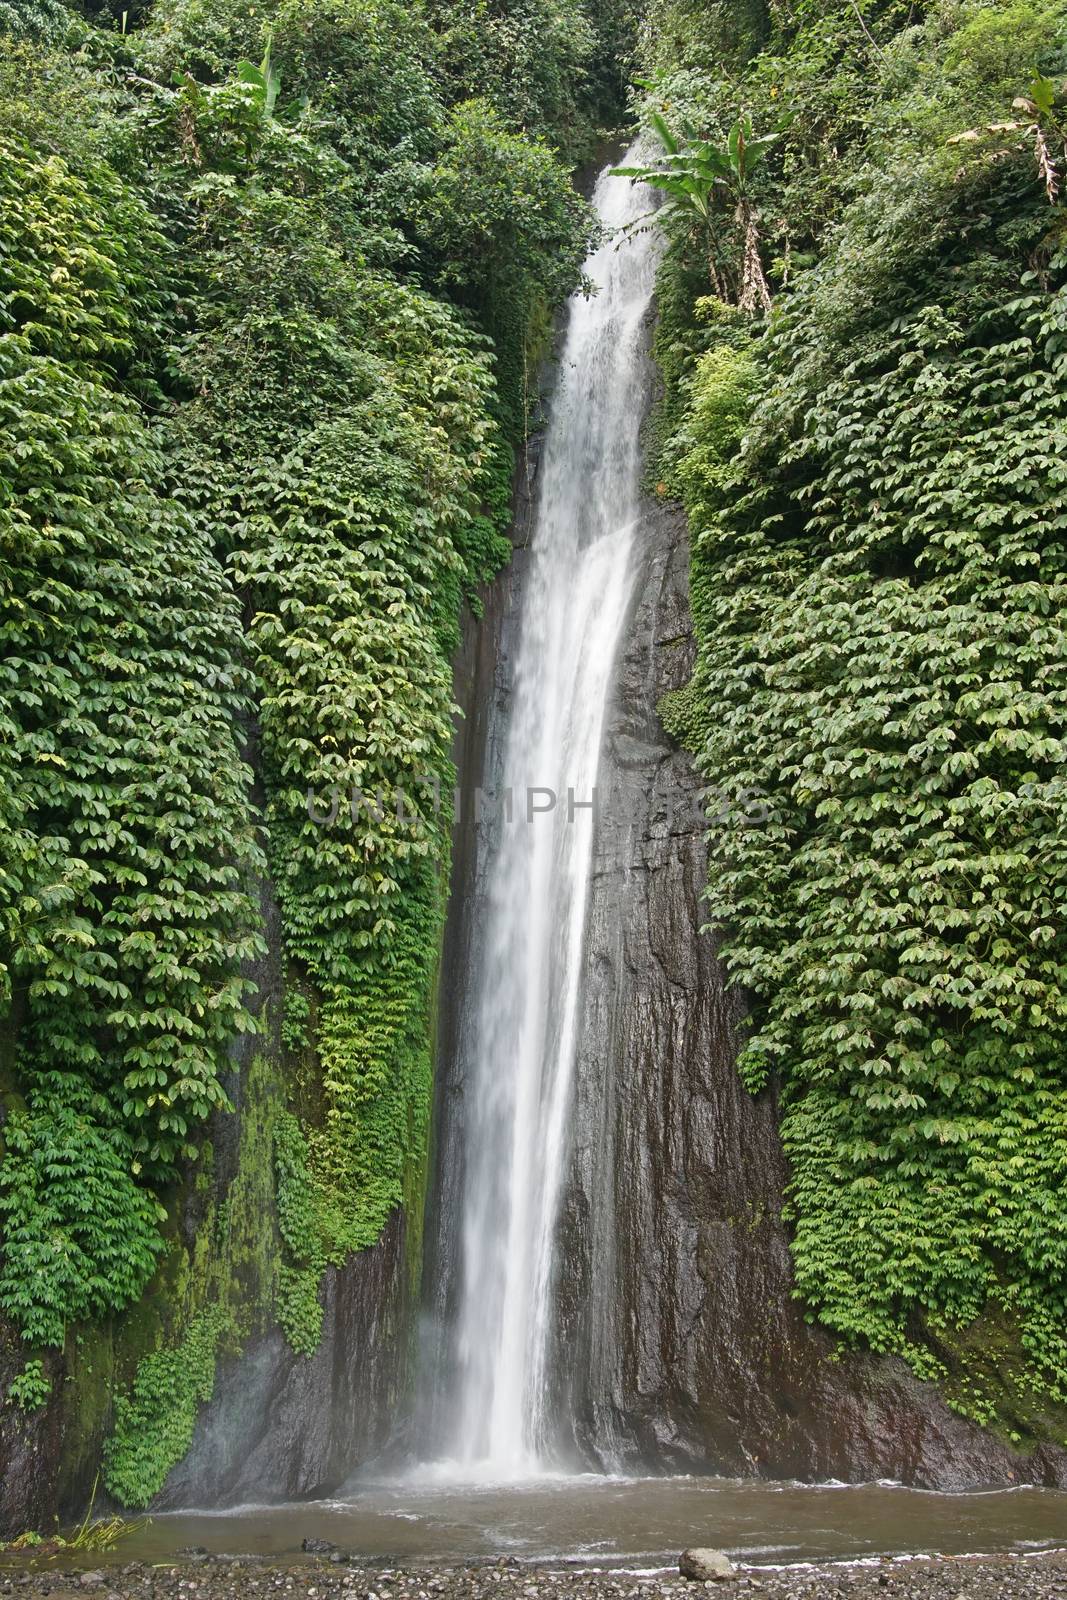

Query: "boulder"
left=679, top=1548, right=735, bottom=1582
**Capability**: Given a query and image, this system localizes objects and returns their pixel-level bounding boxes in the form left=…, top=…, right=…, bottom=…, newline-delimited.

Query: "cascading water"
left=423, top=154, right=659, bottom=1478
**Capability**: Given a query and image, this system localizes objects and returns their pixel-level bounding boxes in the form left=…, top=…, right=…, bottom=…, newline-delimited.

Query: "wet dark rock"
left=156, top=1205, right=408, bottom=1508
left=302, top=1542, right=338, bottom=1556
left=543, top=491, right=1067, bottom=1490
left=0, top=1329, right=72, bottom=1539
left=678, top=1553, right=734, bottom=1583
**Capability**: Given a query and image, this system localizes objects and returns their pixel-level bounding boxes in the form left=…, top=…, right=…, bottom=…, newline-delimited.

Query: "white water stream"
left=440, top=154, right=659, bottom=1476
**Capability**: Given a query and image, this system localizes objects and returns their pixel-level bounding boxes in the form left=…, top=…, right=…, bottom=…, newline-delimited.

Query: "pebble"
left=1, top=1555, right=1066, bottom=1600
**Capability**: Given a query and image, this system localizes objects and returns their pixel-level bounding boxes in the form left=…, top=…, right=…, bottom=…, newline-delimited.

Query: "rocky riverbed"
left=1, top=1552, right=1065, bottom=1600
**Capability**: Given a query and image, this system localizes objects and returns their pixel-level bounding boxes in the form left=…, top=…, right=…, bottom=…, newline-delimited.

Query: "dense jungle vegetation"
left=646, top=0, right=1067, bottom=1436
left=1, top=0, right=1066, bottom=1519
left=0, top=0, right=626, bottom=1503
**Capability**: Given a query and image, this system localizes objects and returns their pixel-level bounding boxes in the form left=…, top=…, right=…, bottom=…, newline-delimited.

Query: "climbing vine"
left=103, top=1309, right=223, bottom=1507
left=0, top=0, right=613, bottom=1468
left=648, top=0, right=1067, bottom=1429
left=0, top=129, right=263, bottom=1350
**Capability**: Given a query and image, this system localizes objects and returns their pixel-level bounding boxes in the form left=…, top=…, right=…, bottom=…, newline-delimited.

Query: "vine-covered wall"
left=0, top=0, right=632, bottom=1524
left=642, top=0, right=1067, bottom=1445
left=6, top=0, right=1066, bottom=1529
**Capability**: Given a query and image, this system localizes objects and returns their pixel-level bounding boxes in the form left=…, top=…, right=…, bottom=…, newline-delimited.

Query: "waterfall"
left=423, top=153, right=659, bottom=1478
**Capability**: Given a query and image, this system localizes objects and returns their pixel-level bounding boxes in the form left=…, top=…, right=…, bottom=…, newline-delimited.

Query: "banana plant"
left=168, top=31, right=281, bottom=169
left=235, top=32, right=282, bottom=121
left=949, top=69, right=1067, bottom=206
left=614, top=111, right=780, bottom=312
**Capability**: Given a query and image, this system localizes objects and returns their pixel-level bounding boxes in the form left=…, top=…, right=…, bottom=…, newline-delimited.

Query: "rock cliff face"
left=157, top=1210, right=409, bottom=1507
left=3, top=355, right=1065, bottom=1544
left=542, top=489, right=1067, bottom=1490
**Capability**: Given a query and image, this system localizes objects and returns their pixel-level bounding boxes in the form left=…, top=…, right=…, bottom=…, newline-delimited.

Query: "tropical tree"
left=614, top=110, right=778, bottom=311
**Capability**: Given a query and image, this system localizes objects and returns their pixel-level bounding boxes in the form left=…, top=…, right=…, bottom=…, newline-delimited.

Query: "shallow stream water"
left=108, top=1476, right=1067, bottom=1568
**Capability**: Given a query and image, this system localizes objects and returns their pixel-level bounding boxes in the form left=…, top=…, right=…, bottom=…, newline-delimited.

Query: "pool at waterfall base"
left=84, top=1475, right=1067, bottom=1568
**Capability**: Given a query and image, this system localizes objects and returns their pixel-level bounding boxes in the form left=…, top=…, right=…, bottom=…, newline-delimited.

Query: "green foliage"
left=235, top=34, right=281, bottom=121
left=103, top=1309, right=222, bottom=1507
left=101, top=1051, right=284, bottom=1505
left=583, top=0, right=639, bottom=127
left=0, top=0, right=613, bottom=1473
left=0, top=1092, right=166, bottom=1347
left=664, top=330, right=757, bottom=521
left=273, top=1112, right=327, bottom=1353
left=6, top=1358, right=50, bottom=1411
left=280, top=988, right=311, bottom=1052
left=619, top=108, right=779, bottom=206
left=422, top=0, right=599, bottom=151
left=638, top=0, right=768, bottom=82
left=410, top=101, right=597, bottom=314
left=942, top=3, right=1064, bottom=101
left=235, top=287, right=496, bottom=1340
left=0, top=1496, right=144, bottom=1552
left=634, top=0, right=1065, bottom=317
left=654, top=0, right=1067, bottom=1421
left=0, top=0, right=68, bottom=41
left=403, top=98, right=598, bottom=429
left=0, top=121, right=264, bottom=1352
left=615, top=111, right=779, bottom=307
left=0, top=335, right=263, bottom=1164
left=270, top=0, right=444, bottom=177
left=139, top=0, right=274, bottom=78
left=0, top=130, right=166, bottom=375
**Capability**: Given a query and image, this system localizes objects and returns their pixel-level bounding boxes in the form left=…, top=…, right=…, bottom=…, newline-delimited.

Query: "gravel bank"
left=1, top=1551, right=1066, bottom=1600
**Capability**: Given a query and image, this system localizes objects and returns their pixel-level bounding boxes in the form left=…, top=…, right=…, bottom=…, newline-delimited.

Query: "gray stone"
left=678, top=1550, right=734, bottom=1583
